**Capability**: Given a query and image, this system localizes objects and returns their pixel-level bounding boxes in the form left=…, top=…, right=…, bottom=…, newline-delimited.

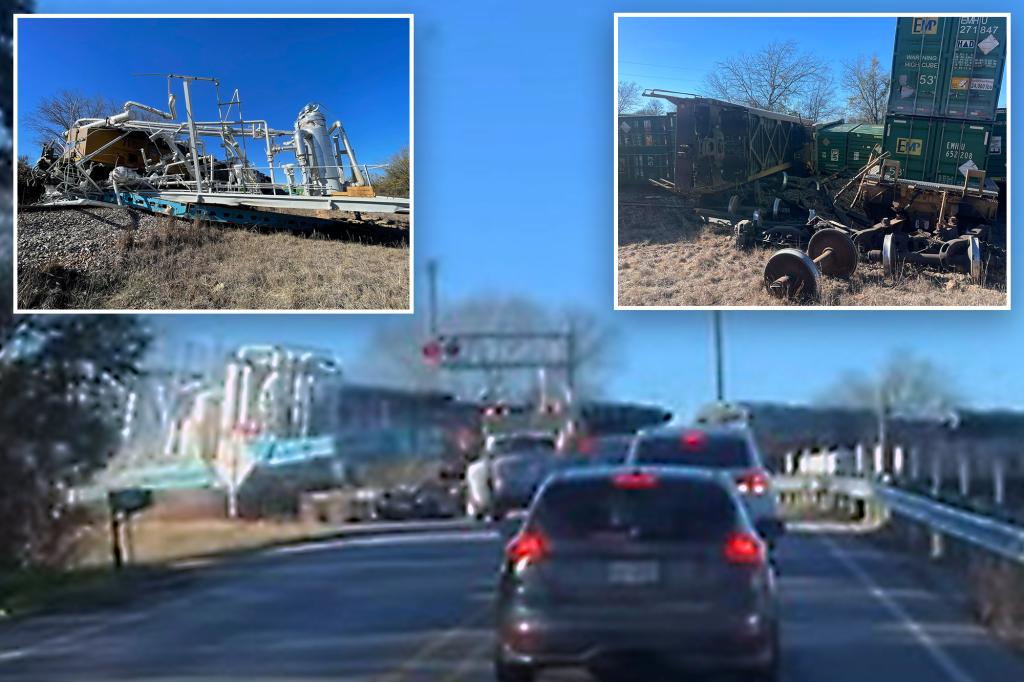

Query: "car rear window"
left=575, top=435, right=633, bottom=463
left=632, top=433, right=754, bottom=468
left=492, top=436, right=555, bottom=454
left=532, top=477, right=738, bottom=543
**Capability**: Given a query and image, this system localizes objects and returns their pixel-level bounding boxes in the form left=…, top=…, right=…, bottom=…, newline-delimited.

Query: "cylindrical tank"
left=296, top=103, right=344, bottom=192
left=221, top=362, right=240, bottom=435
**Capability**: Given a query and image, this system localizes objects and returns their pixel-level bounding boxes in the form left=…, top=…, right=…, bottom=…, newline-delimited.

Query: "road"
left=0, top=526, right=1023, bottom=681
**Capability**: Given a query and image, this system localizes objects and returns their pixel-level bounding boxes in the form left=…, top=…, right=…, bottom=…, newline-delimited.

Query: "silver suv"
left=495, top=465, right=780, bottom=681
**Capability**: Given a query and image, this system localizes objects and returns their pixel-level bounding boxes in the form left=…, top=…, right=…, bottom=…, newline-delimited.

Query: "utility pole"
left=427, top=259, right=439, bottom=337
left=712, top=311, right=725, bottom=402
left=566, top=322, right=577, bottom=403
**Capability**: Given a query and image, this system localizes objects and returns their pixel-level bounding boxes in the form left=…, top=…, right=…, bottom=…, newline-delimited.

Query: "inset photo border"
left=614, top=13, right=1010, bottom=310
left=13, top=13, right=414, bottom=314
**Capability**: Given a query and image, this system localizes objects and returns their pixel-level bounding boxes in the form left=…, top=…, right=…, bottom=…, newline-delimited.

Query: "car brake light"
left=681, top=429, right=706, bottom=450
left=506, top=530, right=546, bottom=564
left=735, top=470, right=770, bottom=496
left=577, top=436, right=596, bottom=455
left=724, top=532, right=765, bottom=565
left=612, top=471, right=658, bottom=489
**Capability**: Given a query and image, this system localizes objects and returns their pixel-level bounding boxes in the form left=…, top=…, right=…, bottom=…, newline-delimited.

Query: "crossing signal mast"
left=420, top=260, right=578, bottom=407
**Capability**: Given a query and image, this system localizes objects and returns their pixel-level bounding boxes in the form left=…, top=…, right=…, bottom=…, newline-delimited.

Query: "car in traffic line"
left=465, top=432, right=557, bottom=521
left=495, top=465, right=780, bottom=681
left=626, top=425, right=785, bottom=543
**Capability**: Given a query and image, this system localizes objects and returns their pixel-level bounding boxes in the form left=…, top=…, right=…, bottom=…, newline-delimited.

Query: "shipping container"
left=816, top=123, right=883, bottom=174
left=846, top=124, right=884, bottom=168
left=943, top=17, right=1007, bottom=121
left=618, top=113, right=676, bottom=185
left=816, top=123, right=859, bottom=173
left=985, top=108, right=1007, bottom=182
left=888, top=16, right=1007, bottom=121
left=889, top=17, right=958, bottom=117
left=883, top=114, right=992, bottom=186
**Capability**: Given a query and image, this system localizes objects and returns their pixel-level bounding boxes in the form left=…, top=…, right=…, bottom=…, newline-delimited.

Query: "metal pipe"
left=336, top=123, right=366, bottom=186
left=181, top=79, right=204, bottom=196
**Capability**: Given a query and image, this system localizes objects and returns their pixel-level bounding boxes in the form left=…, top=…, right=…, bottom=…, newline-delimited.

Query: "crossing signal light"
left=422, top=339, right=443, bottom=365
left=421, top=336, right=461, bottom=366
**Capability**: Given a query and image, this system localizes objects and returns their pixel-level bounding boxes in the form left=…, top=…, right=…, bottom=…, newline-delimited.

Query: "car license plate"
left=608, top=561, right=660, bottom=586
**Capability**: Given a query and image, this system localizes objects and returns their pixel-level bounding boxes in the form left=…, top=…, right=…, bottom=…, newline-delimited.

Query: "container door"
left=942, top=17, right=1007, bottom=121
left=889, top=17, right=954, bottom=117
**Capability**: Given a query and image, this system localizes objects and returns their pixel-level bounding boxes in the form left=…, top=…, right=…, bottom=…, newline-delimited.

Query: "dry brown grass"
left=618, top=200, right=1007, bottom=308
left=67, top=518, right=332, bottom=568
left=20, top=216, right=410, bottom=310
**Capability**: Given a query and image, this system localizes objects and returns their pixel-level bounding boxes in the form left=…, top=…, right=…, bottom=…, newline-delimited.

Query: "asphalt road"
left=0, top=526, right=1023, bottom=681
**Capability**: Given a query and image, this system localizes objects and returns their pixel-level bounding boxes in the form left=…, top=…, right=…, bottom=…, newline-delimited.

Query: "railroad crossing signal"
left=422, top=336, right=462, bottom=366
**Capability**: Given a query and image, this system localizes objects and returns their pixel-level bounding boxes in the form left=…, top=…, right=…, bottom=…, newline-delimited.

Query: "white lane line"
left=821, top=535, right=977, bottom=682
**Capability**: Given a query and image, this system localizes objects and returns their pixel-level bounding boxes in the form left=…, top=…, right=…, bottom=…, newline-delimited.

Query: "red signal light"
left=506, top=530, right=546, bottom=564
left=421, top=340, right=442, bottom=365
left=723, top=532, right=765, bottom=565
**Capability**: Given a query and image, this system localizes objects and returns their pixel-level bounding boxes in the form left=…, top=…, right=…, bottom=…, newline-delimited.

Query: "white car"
left=465, top=432, right=557, bottom=521
left=626, top=425, right=784, bottom=542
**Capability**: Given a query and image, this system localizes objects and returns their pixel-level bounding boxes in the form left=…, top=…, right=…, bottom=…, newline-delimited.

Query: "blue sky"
left=16, top=17, right=410, bottom=180
left=27, top=1, right=1022, bottom=422
left=618, top=16, right=1008, bottom=109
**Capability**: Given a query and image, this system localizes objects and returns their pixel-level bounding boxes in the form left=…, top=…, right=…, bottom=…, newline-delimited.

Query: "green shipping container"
left=889, top=17, right=958, bottom=117
left=816, top=123, right=859, bottom=173
left=943, top=17, right=1007, bottom=121
left=985, top=107, right=1007, bottom=181
left=619, top=113, right=676, bottom=185
left=883, top=114, right=992, bottom=186
left=888, top=16, right=1007, bottom=121
left=847, top=124, right=884, bottom=168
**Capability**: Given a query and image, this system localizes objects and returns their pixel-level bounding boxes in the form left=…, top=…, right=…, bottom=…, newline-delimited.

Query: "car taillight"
left=506, top=530, right=547, bottom=565
left=612, top=470, right=658, bottom=489
left=724, top=532, right=765, bottom=565
left=681, top=429, right=706, bottom=450
left=576, top=436, right=596, bottom=455
left=735, top=469, right=770, bottom=496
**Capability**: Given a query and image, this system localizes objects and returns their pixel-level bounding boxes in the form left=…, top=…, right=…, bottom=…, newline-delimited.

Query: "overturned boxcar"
left=640, top=90, right=814, bottom=195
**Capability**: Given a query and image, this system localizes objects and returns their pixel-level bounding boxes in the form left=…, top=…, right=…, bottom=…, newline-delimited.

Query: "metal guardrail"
left=876, top=485, right=1024, bottom=564
left=776, top=474, right=1024, bottom=564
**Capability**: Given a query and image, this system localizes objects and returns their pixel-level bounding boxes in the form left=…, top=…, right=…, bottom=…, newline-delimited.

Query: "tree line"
left=619, top=40, right=890, bottom=125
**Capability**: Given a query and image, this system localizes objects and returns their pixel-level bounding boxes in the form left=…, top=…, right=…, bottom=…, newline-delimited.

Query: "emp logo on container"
left=912, top=17, right=939, bottom=34
left=896, top=138, right=924, bottom=156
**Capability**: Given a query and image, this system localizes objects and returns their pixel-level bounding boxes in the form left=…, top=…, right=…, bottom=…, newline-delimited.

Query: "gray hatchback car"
left=494, top=466, right=780, bottom=682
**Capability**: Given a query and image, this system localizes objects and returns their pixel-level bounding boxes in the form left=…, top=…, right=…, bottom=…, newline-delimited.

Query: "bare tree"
left=25, top=90, right=117, bottom=148
left=841, top=55, right=890, bottom=124
left=705, top=40, right=831, bottom=118
left=799, top=72, right=843, bottom=123
left=818, top=353, right=960, bottom=418
left=359, top=295, right=618, bottom=403
left=618, top=81, right=642, bottom=114
left=634, top=99, right=666, bottom=116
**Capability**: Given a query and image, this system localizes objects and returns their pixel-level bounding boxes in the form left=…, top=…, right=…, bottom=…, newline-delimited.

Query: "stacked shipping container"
left=882, top=16, right=1007, bottom=186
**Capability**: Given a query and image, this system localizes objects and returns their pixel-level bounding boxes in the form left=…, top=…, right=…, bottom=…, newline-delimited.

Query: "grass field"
left=17, top=208, right=410, bottom=311
left=617, top=197, right=1007, bottom=308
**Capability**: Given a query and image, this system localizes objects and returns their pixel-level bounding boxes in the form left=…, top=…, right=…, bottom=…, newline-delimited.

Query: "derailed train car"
left=639, top=90, right=814, bottom=196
